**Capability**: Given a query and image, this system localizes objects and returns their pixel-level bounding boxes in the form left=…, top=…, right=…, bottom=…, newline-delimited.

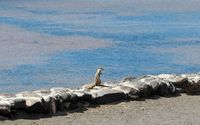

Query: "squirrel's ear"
left=100, top=68, right=104, bottom=70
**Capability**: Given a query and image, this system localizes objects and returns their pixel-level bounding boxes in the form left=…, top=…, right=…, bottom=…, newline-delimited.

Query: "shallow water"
left=0, top=0, right=200, bottom=93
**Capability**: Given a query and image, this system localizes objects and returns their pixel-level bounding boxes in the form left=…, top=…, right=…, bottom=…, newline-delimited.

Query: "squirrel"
left=83, top=68, right=104, bottom=90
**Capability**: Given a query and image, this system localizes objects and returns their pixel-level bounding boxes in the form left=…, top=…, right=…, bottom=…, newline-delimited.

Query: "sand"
left=1, top=94, right=200, bottom=125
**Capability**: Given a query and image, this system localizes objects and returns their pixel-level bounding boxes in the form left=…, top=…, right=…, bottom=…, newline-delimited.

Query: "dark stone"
left=27, top=100, right=44, bottom=113
left=43, top=97, right=56, bottom=114
left=55, top=99, right=65, bottom=111
left=90, top=89, right=126, bottom=104
left=10, top=98, right=26, bottom=109
left=14, top=110, right=30, bottom=119
left=157, top=82, right=176, bottom=96
left=137, top=83, right=153, bottom=98
left=72, top=91, right=92, bottom=101
left=185, top=83, right=200, bottom=95
left=158, top=82, right=170, bottom=96
left=0, top=115, right=9, bottom=120
left=69, top=93, right=78, bottom=102
left=0, top=101, right=11, bottom=116
left=113, top=85, right=140, bottom=99
left=171, top=77, right=189, bottom=89
left=16, top=92, right=45, bottom=113
left=54, top=92, right=72, bottom=102
left=149, top=81, right=160, bottom=94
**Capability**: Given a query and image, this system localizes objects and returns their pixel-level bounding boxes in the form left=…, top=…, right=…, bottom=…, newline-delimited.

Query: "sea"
left=0, top=0, right=200, bottom=93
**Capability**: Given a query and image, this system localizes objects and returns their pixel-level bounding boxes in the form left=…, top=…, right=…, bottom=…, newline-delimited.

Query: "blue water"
left=0, top=0, right=200, bottom=93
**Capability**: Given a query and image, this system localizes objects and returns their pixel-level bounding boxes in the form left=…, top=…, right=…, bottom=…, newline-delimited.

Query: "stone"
left=119, top=81, right=139, bottom=91
left=180, top=74, right=200, bottom=94
left=120, top=77, right=153, bottom=97
left=16, top=91, right=44, bottom=113
left=50, top=87, right=75, bottom=102
left=157, top=82, right=170, bottom=96
left=14, top=110, right=30, bottom=119
left=139, top=76, right=161, bottom=93
left=0, top=115, right=9, bottom=120
left=182, top=74, right=200, bottom=84
left=157, top=81, right=176, bottom=96
left=10, top=97, right=26, bottom=109
left=0, top=94, right=26, bottom=118
left=89, top=88, right=126, bottom=104
left=71, top=90, right=92, bottom=101
left=0, top=94, right=26, bottom=110
left=137, top=82, right=153, bottom=98
left=185, top=82, right=200, bottom=95
left=0, top=100, right=11, bottom=116
left=158, top=74, right=175, bottom=79
left=112, top=85, right=140, bottom=99
left=122, top=77, right=136, bottom=82
left=158, top=74, right=189, bottom=89
left=141, top=76, right=178, bottom=96
left=33, top=89, right=57, bottom=114
left=43, top=97, right=56, bottom=114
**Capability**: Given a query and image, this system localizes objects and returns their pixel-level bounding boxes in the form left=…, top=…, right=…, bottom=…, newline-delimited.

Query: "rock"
left=89, top=88, right=126, bottom=104
left=182, top=74, right=200, bottom=84
left=0, top=100, right=11, bottom=116
left=140, top=76, right=178, bottom=96
left=50, top=88, right=75, bottom=109
left=49, top=87, right=80, bottom=111
left=103, top=82, right=118, bottom=88
left=148, top=81, right=160, bottom=94
left=10, top=98, right=26, bottom=109
left=112, top=85, right=140, bottom=99
left=185, top=82, right=200, bottom=95
left=16, top=91, right=44, bottom=113
left=14, top=110, right=30, bottom=119
left=0, top=115, right=9, bottom=120
left=179, top=74, right=200, bottom=95
left=157, top=82, right=170, bottom=96
left=50, top=87, right=75, bottom=102
left=33, top=89, right=56, bottom=114
left=71, top=90, right=92, bottom=101
left=158, top=74, right=175, bottom=79
left=120, top=77, right=153, bottom=98
left=137, top=82, right=153, bottom=98
left=139, top=76, right=160, bottom=93
left=0, top=94, right=26, bottom=110
left=122, top=77, right=136, bottom=82
left=34, top=88, right=76, bottom=113
left=119, top=81, right=139, bottom=91
left=158, top=74, right=189, bottom=89
left=34, top=89, right=52, bottom=95
left=157, top=81, right=177, bottom=96
left=65, top=102, right=85, bottom=110
left=43, top=97, right=56, bottom=114
left=0, top=94, right=26, bottom=118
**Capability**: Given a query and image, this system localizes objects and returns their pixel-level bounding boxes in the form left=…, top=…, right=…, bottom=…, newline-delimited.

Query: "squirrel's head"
left=97, top=68, right=104, bottom=75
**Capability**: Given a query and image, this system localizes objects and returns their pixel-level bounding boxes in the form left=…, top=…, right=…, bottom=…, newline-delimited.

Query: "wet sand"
left=1, top=94, right=200, bottom=125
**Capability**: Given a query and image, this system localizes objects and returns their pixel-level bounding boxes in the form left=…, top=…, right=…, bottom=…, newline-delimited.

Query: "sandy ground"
left=1, top=94, right=200, bottom=125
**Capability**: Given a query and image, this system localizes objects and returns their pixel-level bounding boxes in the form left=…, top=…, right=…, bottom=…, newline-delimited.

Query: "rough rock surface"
left=16, top=91, right=44, bottom=113
left=89, top=88, right=126, bottom=104
left=112, top=85, right=140, bottom=99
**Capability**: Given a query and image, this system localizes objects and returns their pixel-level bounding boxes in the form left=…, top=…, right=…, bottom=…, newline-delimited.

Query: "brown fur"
left=83, top=68, right=104, bottom=90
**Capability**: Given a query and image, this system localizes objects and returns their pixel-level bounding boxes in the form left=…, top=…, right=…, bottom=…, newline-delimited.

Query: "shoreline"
left=0, top=73, right=199, bottom=123
left=1, top=94, right=200, bottom=125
